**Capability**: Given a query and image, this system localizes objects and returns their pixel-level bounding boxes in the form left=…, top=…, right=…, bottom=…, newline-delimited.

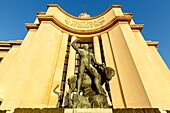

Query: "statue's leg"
left=94, top=75, right=103, bottom=94
left=94, top=77, right=106, bottom=96
left=105, top=82, right=112, bottom=103
left=77, top=64, right=85, bottom=95
left=88, top=66, right=105, bottom=95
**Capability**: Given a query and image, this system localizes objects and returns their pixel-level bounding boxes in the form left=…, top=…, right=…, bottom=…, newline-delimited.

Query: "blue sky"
left=0, top=0, right=170, bottom=69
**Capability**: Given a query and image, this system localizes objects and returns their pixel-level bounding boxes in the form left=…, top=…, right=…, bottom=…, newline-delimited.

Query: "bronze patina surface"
left=66, top=38, right=115, bottom=108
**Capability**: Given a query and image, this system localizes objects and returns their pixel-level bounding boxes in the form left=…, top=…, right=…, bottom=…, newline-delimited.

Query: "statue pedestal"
left=65, top=108, right=112, bottom=113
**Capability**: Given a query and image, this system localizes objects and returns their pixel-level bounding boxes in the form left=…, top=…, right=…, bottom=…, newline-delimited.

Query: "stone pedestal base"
left=2, top=108, right=164, bottom=113
left=65, top=108, right=112, bottom=113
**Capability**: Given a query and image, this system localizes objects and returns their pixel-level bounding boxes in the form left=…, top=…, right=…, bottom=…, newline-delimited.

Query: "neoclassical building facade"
left=0, top=4, right=170, bottom=111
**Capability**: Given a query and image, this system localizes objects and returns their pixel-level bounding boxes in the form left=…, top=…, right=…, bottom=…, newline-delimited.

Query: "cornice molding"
left=37, top=12, right=46, bottom=15
left=0, top=47, right=11, bottom=51
left=146, top=41, right=159, bottom=47
left=9, top=40, right=22, bottom=45
left=0, top=40, right=22, bottom=49
left=25, top=23, right=39, bottom=30
left=47, top=4, right=122, bottom=20
left=124, top=12, right=132, bottom=16
left=130, top=24, right=144, bottom=31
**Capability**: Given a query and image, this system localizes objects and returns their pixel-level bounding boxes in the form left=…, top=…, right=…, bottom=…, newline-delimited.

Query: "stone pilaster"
left=101, top=33, right=125, bottom=108
left=62, top=36, right=76, bottom=106
left=48, top=33, right=69, bottom=107
left=0, top=29, right=38, bottom=110
left=93, top=36, right=102, bottom=63
left=108, top=22, right=151, bottom=108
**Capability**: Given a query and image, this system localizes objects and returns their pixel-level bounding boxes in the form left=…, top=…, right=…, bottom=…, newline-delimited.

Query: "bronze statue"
left=71, top=38, right=105, bottom=96
left=66, top=37, right=115, bottom=108
left=67, top=66, right=114, bottom=108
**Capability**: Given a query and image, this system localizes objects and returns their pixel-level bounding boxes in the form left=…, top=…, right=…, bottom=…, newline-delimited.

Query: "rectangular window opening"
left=0, top=100, right=2, bottom=106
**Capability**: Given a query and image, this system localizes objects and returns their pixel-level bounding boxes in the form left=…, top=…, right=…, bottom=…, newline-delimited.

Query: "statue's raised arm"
left=71, top=38, right=81, bottom=54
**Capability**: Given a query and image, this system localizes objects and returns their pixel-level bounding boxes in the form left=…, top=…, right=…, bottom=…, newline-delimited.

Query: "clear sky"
left=0, top=0, right=170, bottom=69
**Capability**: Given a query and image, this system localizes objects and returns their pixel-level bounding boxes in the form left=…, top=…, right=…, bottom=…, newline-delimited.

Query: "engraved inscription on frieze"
left=65, top=17, right=105, bottom=29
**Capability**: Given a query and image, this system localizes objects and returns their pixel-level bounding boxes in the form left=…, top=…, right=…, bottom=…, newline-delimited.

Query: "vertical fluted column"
left=101, top=33, right=125, bottom=108
left=63, top=36, right=76, bottom=106
left=93, top=36, right=102, bottom=63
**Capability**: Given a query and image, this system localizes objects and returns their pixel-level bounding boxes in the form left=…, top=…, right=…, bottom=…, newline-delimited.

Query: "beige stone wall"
left=48, top=33, right=68, bottom=107
left=101, top=33, right=125, bottom=108
left=0, top=41, right=22, bottom=63
left=107, top=22, right=151, bottom=108
left=132, top=29, right=170, bottom=110
left=16, top=23, right=62, bottom=108
left=0, top=45, right=20, bottom=103
left=0, top=21, right=67, bottom=110
left=0, top=42, right=10, bottom=61
left=0, top=29, right=37, bottom=110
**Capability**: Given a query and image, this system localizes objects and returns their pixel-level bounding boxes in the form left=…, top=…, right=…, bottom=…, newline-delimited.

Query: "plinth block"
left=64, top=108, right=112, bottom=113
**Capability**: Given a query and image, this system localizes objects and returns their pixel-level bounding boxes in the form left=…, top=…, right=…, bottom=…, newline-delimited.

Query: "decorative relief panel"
left=65, top=17, right=105, bottom=30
